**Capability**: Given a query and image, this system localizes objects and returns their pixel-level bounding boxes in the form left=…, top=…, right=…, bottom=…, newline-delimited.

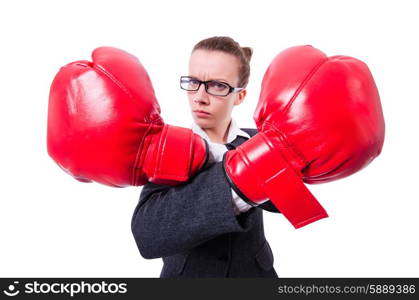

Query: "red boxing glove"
left=224, top=45, right=385, bottom=228
left=47, top=47, right=208, bottom=187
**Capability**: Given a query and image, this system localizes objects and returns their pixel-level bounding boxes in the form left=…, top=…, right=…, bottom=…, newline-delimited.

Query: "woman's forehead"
left=188, top=50, right=239, bottom=82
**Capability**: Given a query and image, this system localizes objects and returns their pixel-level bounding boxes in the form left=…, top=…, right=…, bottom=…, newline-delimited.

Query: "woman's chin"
left=194, top=117, right=213, bottom=128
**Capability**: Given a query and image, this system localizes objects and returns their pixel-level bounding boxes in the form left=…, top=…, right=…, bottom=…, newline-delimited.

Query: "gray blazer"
left=131, top=128, right=280, bottom=278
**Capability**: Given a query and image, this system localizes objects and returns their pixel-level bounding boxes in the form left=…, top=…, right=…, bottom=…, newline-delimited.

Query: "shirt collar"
left=191, top=119, right=250, bottom=144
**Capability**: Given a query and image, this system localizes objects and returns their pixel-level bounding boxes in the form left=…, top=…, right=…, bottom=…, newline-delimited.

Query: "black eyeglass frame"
left=180, top=76, right=244, bottom=97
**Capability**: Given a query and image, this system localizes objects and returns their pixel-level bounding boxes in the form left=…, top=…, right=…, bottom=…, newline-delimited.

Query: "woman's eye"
left=209, top=81, right=228, bottom=91
left=186, top=79, right=199, bottom=88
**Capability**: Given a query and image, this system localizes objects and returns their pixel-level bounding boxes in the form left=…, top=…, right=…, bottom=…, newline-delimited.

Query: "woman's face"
left=187, top=49, right=246, bottom=129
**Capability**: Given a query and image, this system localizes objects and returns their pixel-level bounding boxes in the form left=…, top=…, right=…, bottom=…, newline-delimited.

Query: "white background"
left=0, top=0, right=418, bottom=277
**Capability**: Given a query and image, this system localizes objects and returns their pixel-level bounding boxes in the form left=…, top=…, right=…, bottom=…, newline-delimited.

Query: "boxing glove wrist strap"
left=138, top=124, right=209, bottom=185
left=223, top=132, right=328, bottom=228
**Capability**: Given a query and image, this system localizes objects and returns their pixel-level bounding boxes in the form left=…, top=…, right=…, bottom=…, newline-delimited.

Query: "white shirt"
left=191, top=119, right=254, bottom=215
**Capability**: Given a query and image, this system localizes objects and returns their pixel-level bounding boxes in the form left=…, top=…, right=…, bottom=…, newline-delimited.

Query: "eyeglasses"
left=180, top=76, right=244, bottom=97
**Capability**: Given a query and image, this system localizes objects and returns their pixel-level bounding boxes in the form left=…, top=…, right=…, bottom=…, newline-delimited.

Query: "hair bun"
left=241, top=47, right=253, bottom=62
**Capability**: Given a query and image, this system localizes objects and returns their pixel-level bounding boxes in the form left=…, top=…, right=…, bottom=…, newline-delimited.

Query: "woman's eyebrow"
left=188, top=75, right=230, bottom=83
left=212, top=78, right=230, bottom=83
left=187, top=76, right=233, bottom=87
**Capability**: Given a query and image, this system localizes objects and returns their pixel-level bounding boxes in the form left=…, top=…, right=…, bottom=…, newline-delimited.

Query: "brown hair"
left=192, top=36, right=253, bottom=88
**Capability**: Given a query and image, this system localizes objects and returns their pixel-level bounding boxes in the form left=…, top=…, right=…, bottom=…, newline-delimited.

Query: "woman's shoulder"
left=240, top=128, right=258, bottom=137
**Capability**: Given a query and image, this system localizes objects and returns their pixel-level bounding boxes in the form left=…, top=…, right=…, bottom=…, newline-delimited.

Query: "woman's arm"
left=131, top=162, right=251, bottom=259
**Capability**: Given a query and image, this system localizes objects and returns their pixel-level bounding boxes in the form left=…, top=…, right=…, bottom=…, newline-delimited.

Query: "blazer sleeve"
left=131, top=162, right=252, bottom=259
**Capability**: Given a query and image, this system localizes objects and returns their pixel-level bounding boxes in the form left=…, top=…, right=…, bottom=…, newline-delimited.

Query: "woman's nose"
left=194, top=84, right=210, bottom=104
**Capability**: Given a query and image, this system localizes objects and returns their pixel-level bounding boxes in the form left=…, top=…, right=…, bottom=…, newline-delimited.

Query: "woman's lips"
left=193, top=110, right=211, bottom=118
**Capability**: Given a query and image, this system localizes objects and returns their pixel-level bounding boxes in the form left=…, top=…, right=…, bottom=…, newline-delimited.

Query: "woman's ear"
left=234, top=89, right=247, bottom=106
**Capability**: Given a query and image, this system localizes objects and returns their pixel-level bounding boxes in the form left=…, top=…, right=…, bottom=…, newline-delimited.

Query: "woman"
left=131, top=36, right=280, bottom=278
